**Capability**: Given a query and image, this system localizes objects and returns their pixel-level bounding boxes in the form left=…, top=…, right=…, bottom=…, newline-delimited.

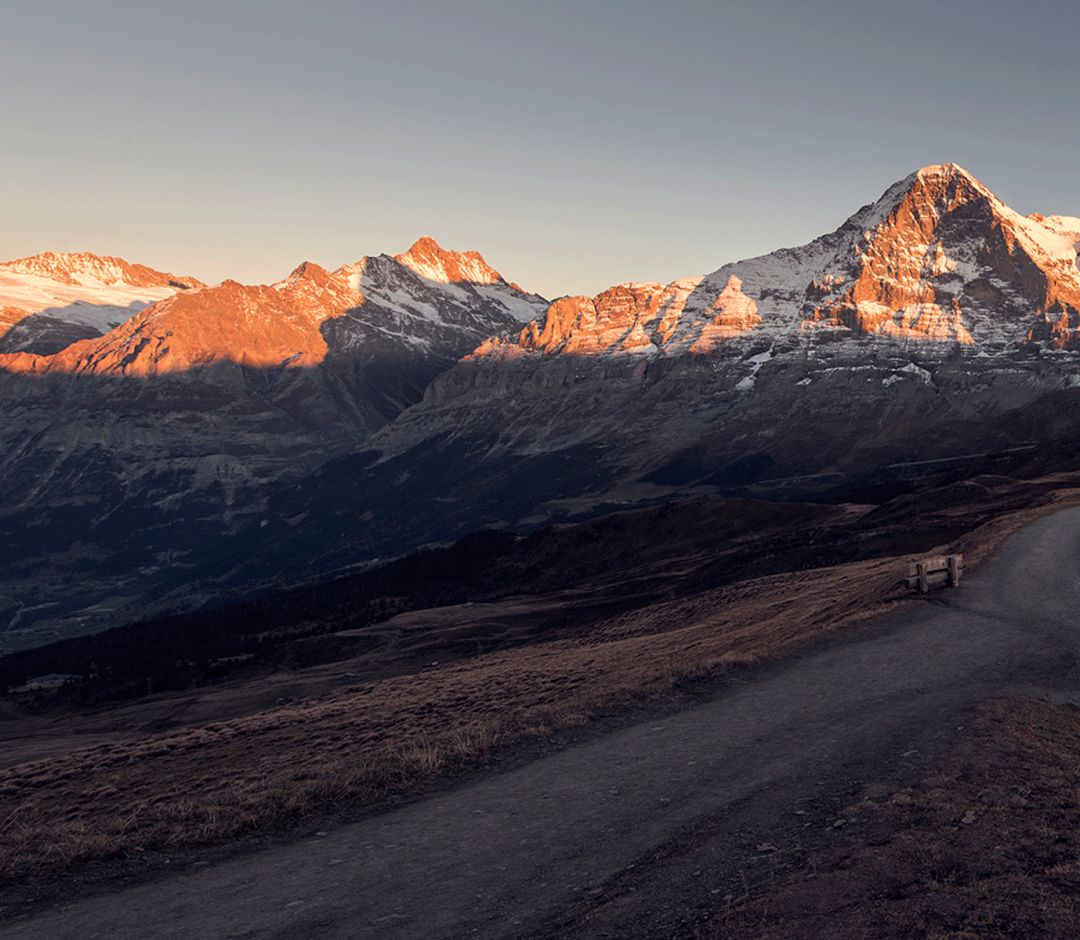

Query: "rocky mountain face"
left=0, top=251, right=204, bottom=355
left=5, top=165, right=1080, bottom=649
left=376, top=164, right=1080, bottom=471
left=246, top=165, right=1080, bottom=586
left=472, top=163, right=1080, bottom=357
left=0, top=240, right=545, bottom=648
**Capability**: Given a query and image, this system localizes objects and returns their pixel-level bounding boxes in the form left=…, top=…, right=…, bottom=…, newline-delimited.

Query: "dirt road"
left=6, top=507, right=1080, bottom=939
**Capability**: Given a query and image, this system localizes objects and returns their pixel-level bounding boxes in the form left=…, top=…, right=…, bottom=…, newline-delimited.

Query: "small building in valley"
left=10, top=673, right=82, bottom=694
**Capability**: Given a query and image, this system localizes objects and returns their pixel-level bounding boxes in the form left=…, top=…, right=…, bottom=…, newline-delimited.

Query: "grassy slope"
left=2, top=476, right=1079, bottom=884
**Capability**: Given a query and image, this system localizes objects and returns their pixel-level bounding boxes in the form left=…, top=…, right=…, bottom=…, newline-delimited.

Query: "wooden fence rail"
left=905, top=554, right=963, bottom=593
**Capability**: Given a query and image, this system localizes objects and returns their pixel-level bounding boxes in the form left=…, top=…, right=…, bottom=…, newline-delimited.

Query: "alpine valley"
left=5, top=163, right=1080, bottom=650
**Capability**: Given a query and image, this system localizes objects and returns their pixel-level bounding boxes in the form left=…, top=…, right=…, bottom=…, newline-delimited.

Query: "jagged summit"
left=335, top=238, right=546, bottom=322
left=835, top=163, right=994, bottom=238
left=471, top=164, right=1080, bottom=360
left=811, top=162, right=1080, bottom=344
left=395, top=236, right=505, bottom=286
left=0, top=237, right=549, bottom=377
left=0, top=251, right=203, bottom=289
left=885, top=163, right=986, bottom=196
left=276, top=260, right=345, bottom=292
left=915, top=162, right=978, bottom=181
left=892, top=162, right=993, bottom=209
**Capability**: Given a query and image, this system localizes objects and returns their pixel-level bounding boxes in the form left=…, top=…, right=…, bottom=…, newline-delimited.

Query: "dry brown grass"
left=709, top=696, right=1080, bottom=939
left=0, top=558, right=904, bottom=882
left=2, top=483, right=1080, bottom=885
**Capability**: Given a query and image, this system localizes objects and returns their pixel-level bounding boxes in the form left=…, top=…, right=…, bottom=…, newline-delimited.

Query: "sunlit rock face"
left=801, top=164, right=1080, bottom=346
left=394, top=235, right=504, bottom=286
left=0, top=265, right=348, bottom=376
left=474, top=275, right=763, bottom=360
left=475, top=163, right=1080, bottom=361
left=359, top=164, right=1080, bottom=567
left=689, top=276, right=762, bottom=352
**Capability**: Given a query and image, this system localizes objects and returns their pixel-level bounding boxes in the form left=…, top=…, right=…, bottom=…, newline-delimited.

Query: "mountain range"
left=4, top=163, right=1080, bottom=650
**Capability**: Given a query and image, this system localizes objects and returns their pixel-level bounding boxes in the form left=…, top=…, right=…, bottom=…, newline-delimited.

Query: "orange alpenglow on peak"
left=801, top=161, right=1080, bottom=345
left=0, top=261, right=361, bottom=376
left=914, top=162, right=978, bottom=181
left=0, top=250, right=209, bottom=356
left=395, top=236, right=505, bottom=286
left=0, top=251, right=204, bottom=289
left=473, top=163, right=1080, bottom=358
left=473, top=276, right=763, bottom=360
left=277, top=260, right=347, bottom=291
left=0, top=239, right=548, bottom=376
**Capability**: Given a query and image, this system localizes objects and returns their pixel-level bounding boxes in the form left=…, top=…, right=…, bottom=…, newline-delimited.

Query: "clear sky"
left=2, top=0, right=1077, bottom=298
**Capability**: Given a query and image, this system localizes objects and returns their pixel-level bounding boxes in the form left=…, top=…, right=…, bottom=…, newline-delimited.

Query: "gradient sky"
left=2, top=0, right=1077, bottom=298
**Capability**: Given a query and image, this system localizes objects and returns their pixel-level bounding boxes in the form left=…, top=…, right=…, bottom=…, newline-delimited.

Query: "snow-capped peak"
left=837, top=163, right=994, bottom=238
left=469, top=162, right=1080, bottom=360
left=0, top=251, right=202, bottom=289
left=914, top=162, right=984, bottom=187
left=0, top=251, right=206, bottom=356
left=395, top=236, right=504, bottom=286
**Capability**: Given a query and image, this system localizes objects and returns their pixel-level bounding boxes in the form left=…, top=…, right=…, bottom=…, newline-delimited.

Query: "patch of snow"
left=0, top=270, right=183, bottom=346
left=1007, top=212, right=1080, bottom=271
left=898, top=361, right=933, bottom=384
left=474, top=284, right=548, bottom=322
left=733, top=344, right=774, bottom=391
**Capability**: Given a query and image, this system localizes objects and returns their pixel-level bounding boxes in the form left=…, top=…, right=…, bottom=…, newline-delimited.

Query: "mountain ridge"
left=0, top=251, right=204, bottom=289
left=468, top=163, right=1080, bottom=363
left=0, top=238, right=546, bottom=377
left=5, top=164, right=1080, bottom=649
left=280, top=162, right=1080, bottom=592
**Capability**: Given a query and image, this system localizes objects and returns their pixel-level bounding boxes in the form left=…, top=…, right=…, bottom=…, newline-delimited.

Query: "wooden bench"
left=905, top=554, right=963, bottom=593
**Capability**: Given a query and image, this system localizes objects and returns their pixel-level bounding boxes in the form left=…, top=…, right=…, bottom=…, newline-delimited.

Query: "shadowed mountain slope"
left=5, top=166, right=1080, bottom=647
left=239, top=165, right=1080, bottom=586
left=0, top=240, right=546, bottom=647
